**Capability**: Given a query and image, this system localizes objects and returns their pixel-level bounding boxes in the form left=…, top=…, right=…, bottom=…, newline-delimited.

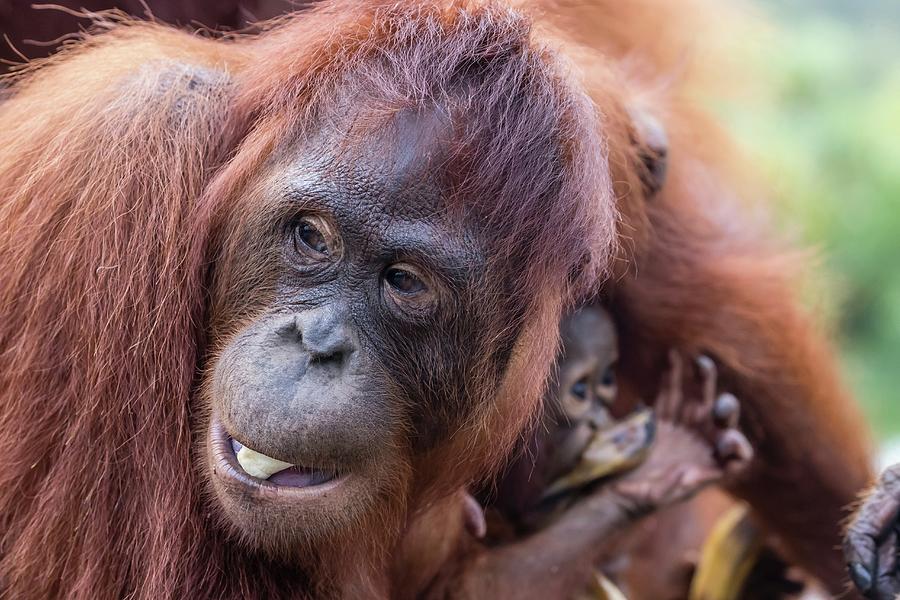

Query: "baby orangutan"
left=420, top=305, right=754, bottom=598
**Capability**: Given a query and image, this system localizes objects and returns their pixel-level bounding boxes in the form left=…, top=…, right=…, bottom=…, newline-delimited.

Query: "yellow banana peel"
left=689, top=504, right=764, bottom=600
left=542, top=408, right=655, bottom=500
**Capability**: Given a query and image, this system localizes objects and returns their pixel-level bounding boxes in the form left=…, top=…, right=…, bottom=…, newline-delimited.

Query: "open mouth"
left=209, top=416, right=345, bottom=494
left=229, top=438, right=336, bottom=487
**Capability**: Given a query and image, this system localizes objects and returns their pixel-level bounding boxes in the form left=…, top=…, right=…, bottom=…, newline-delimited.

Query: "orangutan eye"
left=600, top=366, right=616, bottom=388
left=384, top=266, right=426, bottom=295
left=293, top=217, right=330, bottom=258
left=595, top=366, right=617, bottom=405
left=570, top=377, right=589, bottom=401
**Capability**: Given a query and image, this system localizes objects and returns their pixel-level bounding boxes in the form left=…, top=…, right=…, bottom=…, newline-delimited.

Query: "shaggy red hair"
left=537, top=0, right=874, bottom=591
left=0, top=0, right=873, bottom=597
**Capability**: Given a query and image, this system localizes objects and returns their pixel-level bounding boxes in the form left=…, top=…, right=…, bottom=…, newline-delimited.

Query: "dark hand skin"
left=439, top=352, right=753, bottom=599
left=845, top=464, right=900, bottom=599
left=610, top=352, right=752, bottom=515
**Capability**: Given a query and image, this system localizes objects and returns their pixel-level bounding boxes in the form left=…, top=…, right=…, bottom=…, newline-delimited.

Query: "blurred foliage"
left=723, top=2, right=900, bottom=438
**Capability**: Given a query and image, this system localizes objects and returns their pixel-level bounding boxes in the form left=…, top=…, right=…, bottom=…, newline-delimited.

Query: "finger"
left=694, top=355, right=717, bottom=425
left=848, top=559, right=875, bottom=598
left=462, top=493, right=486, bottom=539
left=715, top=429, right=753, bottom=462
left=845, top=468, right=900, bottom=597
left=656, top=350, right=682, bottom=421
left=670, top=350, right=685, bottom=423
left=716, top=429, right=754, bottom=476
left=874, top=529, right=899, bottom=599
left=713, top=392, right=741, bottom=429
left=664, top=349, right=684, bottom=421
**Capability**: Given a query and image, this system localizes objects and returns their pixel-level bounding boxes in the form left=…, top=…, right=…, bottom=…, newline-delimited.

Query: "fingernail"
left=696, top=355, right=714, bottom=371
left=713, top=393, right=739, bottom=421
left=849, top=561, right=873, bottom=593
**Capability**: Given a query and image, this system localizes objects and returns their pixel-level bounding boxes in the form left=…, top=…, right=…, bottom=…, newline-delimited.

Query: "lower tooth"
left=236, top=446, right=293, bottom=479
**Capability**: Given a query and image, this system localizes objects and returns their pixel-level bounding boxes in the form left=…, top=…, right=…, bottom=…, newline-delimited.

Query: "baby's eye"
left=595, top=365, right=618, bottom=404
left=599, top=366, right=615, bottom=388
left=571, top=377, right=589, bottom=400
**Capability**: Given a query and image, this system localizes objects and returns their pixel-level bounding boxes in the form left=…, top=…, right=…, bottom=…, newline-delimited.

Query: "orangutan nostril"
left=309, top=349, right=344, bottom=367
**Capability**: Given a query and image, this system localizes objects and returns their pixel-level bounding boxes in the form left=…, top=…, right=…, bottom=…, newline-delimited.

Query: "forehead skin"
left=559, top=306, right=618, bottom=367
left=273, top=103, right=482, bottom=283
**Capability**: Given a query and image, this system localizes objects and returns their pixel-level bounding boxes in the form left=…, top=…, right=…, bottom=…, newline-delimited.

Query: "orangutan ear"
left=628, top=106, right=669, bottom=198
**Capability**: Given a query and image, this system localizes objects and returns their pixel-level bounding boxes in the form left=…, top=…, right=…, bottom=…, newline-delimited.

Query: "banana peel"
left=689, top=504, right=765, bottom=600
left=576, top=505, right=763, bottom=600
left=539, top=409, right=763, bottom=600
left=574, top=572, right=629, bottom=600
left=541, top=407, right=655, bottom=501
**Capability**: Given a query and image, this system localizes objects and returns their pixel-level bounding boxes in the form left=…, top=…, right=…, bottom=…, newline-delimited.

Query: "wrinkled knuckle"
left=845, top=528, right=871, bottom=549
left=881, top=466, right=900, bottom=488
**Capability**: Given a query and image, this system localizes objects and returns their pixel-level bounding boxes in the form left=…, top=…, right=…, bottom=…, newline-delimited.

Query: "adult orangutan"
left=1, top=3, right=615, bottom=598
left=0, top=1, right=872, bottom=599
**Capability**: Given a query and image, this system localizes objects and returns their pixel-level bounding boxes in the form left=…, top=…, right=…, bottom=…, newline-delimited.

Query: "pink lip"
left=228, top=438, right=336, bottom=487
left=208, top=415, right=349, bottom=499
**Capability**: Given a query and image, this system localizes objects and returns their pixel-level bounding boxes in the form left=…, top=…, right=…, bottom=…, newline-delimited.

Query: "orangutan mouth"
left=229, top=438, right=336, bottom=488
left=209, top=416, right=344, bottom=493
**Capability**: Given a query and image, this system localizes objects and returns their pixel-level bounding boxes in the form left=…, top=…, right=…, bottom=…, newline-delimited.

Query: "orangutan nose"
left=295, top=304, right=357, bottom=368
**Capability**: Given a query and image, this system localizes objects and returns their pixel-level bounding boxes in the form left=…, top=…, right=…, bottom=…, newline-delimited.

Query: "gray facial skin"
left=212, top=106, right=485, bottom=469
left=204, top=103, right=523, bottom=555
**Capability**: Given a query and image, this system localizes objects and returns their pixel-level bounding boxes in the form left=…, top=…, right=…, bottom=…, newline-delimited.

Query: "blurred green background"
left=731, top=1, right=900, bottom=442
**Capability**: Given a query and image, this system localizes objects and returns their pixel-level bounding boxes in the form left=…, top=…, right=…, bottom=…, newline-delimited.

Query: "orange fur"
left=0, top=1, right=873, bottom=597
left=0, top=3, right=615, bottom=598
left=530, top=0, right=874, bottom=592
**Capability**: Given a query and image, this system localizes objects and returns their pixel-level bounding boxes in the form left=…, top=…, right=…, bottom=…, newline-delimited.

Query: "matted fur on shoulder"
left=0, top=23, right=239, bottom=600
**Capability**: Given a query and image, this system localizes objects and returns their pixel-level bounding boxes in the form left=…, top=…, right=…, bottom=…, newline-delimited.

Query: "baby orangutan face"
left=486, top=305, right=753, bottom=544
left=491, top=305, right=653, bottom=527
left=541, top=305, right=622, bottom=484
